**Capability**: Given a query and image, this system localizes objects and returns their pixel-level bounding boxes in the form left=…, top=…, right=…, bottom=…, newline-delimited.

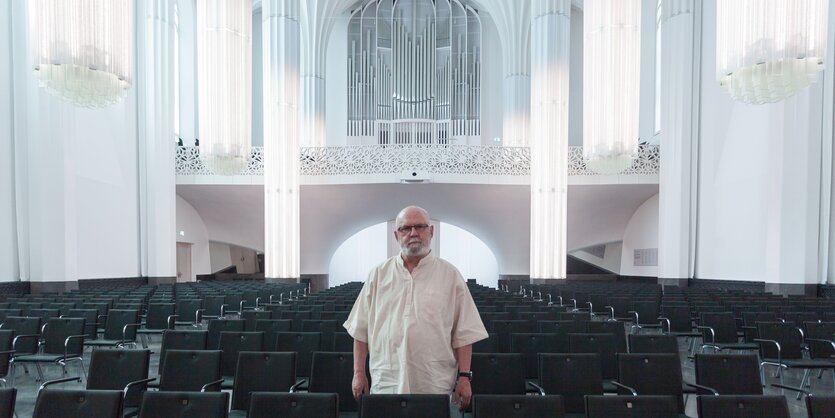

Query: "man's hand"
left=352, top=371, right=369, bottom=401
left=454, top=377, right=472, bottom=411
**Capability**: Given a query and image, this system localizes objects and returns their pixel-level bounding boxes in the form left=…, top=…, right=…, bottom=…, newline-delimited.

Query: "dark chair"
left=629, top=300, right=662, bottom=334
left=360, top=394, right=450, bottom=418
left=492, top=320, right=535, bottom=353
left=741, top=312, right=778, bottom=342
left=587, top=320, right=628, bottom=353
left=87, top=349, right=152, bottom=416
left=510, top=333, right=561, bottom=379
left=12, top=318, right=86, bottom=383
left=699, top=312, right=757, bottom=352
left=805, top=322, right=835, bottom=361
left=66, top=309, right=99, bottom=342
left=0, top=331, right=13, bottom=387
left=201, top=296, right=227, bottom=320
left=137, top=391, right=229, bottom=418
left=173, top=299, right=204, bottom=328
left=584, top=395, right=681, bottom=418
left=29, top=309, right=61, bottom=322
left=470, top=353, right=528, bottom=396
left=157, top=330, right=207, bottom=375
left=255, top=319, right=293, bottom=351
left=538, top=353, right=602, bottom=415
left=629, top=334, right=679, bottom=354
left=275, top=332, right=322, bottom=378
left=536, top=320, right=577, bottom=352
left=302, top=320, right=338, bottom=351
left=206, top=319, right=245, bottom=349
left=2, top=316, right=41, bottom=355
left=0, top=310, right=22, bottom=325
left=756, top=321, right=835, bottom=398
left=0, top=388, right=15, bottom=418
left=218, top=331, right=264, bottom=388
left=696, top=395, right=789, bottom=418
left=32, top=387, right=123, bottom=418
left=693, top=354, right=762, bottom=395
left=471, top=395, right=564, bottom=418
left=137, top=304, right=175, bottom=348
left=85, top=309, right=141, bottom=349
left=248, top=392, right=338, bottom=418
left=569, top=333, right=619, bottom=381
left=280, top=310, right=313, bottom=332
left=241, top=310, right=271, bottom=331
left=228, top=352, right=297, bottom=417
left=308, top=351, right=357, bottom=413
left=157, top=350, right=223, bottom=392
left=332, top=331, right=355, bottom=352
left=615, top=353, right=686, bottom=414
left=807, top=396, right=835, bottom=418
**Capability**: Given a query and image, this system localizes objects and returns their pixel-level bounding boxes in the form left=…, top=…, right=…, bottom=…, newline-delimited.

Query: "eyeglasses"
left=396, top=224, right=430, bottom=234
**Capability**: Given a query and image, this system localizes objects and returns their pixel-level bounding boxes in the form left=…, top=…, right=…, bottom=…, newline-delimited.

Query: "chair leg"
left=798, top=369, right=810, bottom=400
left=759, top=362, right=766, bottom=387
left=35, top=363, right=44, bottom=382
left=818, top=369, right=824, bottom=379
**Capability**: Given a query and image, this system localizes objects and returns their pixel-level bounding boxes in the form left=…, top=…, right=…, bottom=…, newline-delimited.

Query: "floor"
left=6, top=331, right=832, bottom=418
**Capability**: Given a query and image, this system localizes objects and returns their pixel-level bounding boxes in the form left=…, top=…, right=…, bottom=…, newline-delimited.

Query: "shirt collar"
left=397, top=251, right=435, bottom=269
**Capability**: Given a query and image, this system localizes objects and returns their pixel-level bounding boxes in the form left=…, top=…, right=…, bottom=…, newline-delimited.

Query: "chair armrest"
left=604, top=306, right=615, bottom=318
left=239, top=301, right=246, bottom=313
left=39, top=376, right=81, bottom=390
left=123, top=377, right=157, bottom=399
left=121, top=323, right=142, bottom=342
left=526, top=381, right=545, bottom=396
left=167, top=315, right=178, bottom=329
left=628, top=311, right=639, bottom=324
left=63, top=335, right=86, bottom=360
left=195, top=309, right=205, bottom=324
left=685, top=382, right=719, bottom=396
left=289, top=379, right=308, bottom=393
left=610, top=381, right=637, bottom=396
left=220, top=304, right=228, bottom=318
left=696, top=326, right=716, bottom=344
left=772, top=383, right=809, bottom=396
left=12, top=334, right=41, bottom=352
left=740, top=326, right=757, bottom=330
left=0, top=350, right=15, bottom=356
left=805, top=338, right=835, bottom=352
left=754, top=338, right=782, bottom=364
left=658, top=317, right=671, bottom=333
left=200, top=378, right=225, bottom=392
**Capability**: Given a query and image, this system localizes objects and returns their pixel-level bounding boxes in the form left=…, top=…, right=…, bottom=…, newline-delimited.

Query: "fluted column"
left=657, top=0, right=699, bottom=284
left=299, top=0, right=344, bottom=147
left=263, top=0, right=300, bottom=280
left=137, top=0, right=177, bottom=283
left=480, top=0, right=531, bottom=147
left=530, top=0, right=570, bottom=280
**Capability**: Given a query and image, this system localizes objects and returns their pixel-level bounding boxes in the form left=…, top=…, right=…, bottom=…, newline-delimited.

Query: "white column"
left=302, top=75, right=326, bottom=147
left=138, top=0, right=177, bottom=282
left=0, top=0, right=19, bottom=282
left=263, top=0, right=300, bottom=280
left=657, top=0, right=698, bottom=283
left=300, top=0, right=343, bottom=148
left=530, top=0, right=570, bottom=280
left=480, top=0, right=531, bottom=147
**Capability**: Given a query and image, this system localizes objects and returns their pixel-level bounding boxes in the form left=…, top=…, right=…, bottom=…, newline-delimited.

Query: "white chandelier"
left=716, top=0, right=828, bottom=105
left=29, top=0, right=134, bottom=108
left=583, top=0, right=641, bottom=175
left=198, top=0, right=252, bottom=175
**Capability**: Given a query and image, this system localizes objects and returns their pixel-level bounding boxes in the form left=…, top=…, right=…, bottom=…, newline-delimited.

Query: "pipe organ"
left=348, top=0, right=482, bottom=145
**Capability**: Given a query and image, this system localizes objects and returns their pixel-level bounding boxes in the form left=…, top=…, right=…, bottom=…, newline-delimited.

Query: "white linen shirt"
left=343, top=253, right=488, bottom=394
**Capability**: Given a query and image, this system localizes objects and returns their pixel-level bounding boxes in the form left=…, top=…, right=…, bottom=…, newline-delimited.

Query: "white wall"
left=328, top=222, right=388, bottom=287
left=696, top=1, right=826, bottom=285
left=0, top=1, right=19, bottom=282
left=176, top=195, right=211, bottom=276
left=440, top=222, right=499, bottom=289
left=178, top=0, right=197, bottom=145
left=251, top=9, right=263, bottom=147
left=621, top=194, right=658, bottom=276
left=209, top=242, right=233, bottom=272
left=568, top=7, right=583, bottom=146
left=209, top=241, right=260, bottom=274
left=571, top=242, right=623, bottom=274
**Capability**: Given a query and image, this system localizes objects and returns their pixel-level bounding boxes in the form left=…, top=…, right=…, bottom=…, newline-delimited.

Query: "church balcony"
left=174, top=145, right=659, bottom=186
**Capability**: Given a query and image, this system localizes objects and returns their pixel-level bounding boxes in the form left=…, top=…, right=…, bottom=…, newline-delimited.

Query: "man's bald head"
left=395, top=206, right=430, bottom=226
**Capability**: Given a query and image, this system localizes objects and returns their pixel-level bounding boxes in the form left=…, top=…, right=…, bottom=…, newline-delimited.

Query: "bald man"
left=344, top=206, right=488, bottom=411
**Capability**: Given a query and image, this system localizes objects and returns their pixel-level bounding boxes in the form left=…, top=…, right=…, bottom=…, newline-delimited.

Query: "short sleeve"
left=343, top=269, right=374, bottom=343
left=450, top=274, right=488, bottom=348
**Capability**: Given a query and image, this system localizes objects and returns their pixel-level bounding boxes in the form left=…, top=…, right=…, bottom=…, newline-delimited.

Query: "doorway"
left=176, top=242, right=193, bottom=282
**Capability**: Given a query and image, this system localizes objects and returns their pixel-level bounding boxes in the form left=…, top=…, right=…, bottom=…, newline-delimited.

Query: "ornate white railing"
left=175, top=145, right=659, bottom=177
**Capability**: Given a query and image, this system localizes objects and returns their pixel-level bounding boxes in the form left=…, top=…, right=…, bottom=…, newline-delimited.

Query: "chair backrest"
left=29, top=309, right=61, bottom=322
left=694, top=354, right=762, bottom=395
left=279, top=310, right=313, bottom=331
left=471, top=353, right=526, bottom=395
left=66, top=309, right=99, bottom=341
left=584, top=395, right=678, bottom=418
left=538, top=353, right=602, bottom=414
left=630, top=300, right=659, bottom=326
left=202, top=296, right=225, bottom=317
left=206, top=319, right=246, bottom=349
left=660, top=305, right=693, bottom=333
left=255, top=319, right=293, bottom=350
left=138, top=392, right=229, bottom=418
left=42, top=318, right=85, bottom=356
left=0, top=310, right=22, bottom=325
left=700, top=312, right=739, bottom=344
left=309, top=352, right=356, bottom=412
left=102, top=309, right=140, bottom=341
left=242, top=310, right=272, bottom=331
left=742, top=312, right=778, bottom=327
left=471, top=395, right=565, bottom=418
left=218, top=331, right=265, bottom=377
left=0, top=330, right=13, bottom=378
left=159, top=330, right=207, bottom=373
left=628, top=334, right=678, bottom=354
left=537, top=320, right=577, bottom=352
left=697, top=395, right=789, bottom=418
left=158, top=350, right=222, bottom=392
left=275, top=332, right=322, bottom=377
left=807, top=396, right=835, bottom=418
left=756, top=322, right=803, bottom=360
left=586, top=321, right=627, bottom=353
left=616, top=353, right=684, bottom=413
left=360, top=394, right=451, bottom=418
left=804, top=322, right=835, bottom=359
left=492, top=320, right=535, bottom=353
left=1, top=316, right=40, bottom=355
left=568, top=333, right=618, bottom=379
left=510, top=333, right=562, bottom=378
left=0, top=388, right=15, bottom=418
left=32, top=389, right=123, bottom=418
left=332, top=331, right=355, bottom=352
left=144, top=304, right=175, bottom=330
left=231, top=351, right=296, bottom=411
left=175, top=299, right=203, bottom=323
left=301, top=320, right=338, bottom=350
left=248, top=392, right=338, bottom=418
left=87, top=349, right=151, bottom=407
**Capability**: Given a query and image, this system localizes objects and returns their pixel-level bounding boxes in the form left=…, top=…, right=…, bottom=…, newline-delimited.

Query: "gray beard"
left=401, top=244, right=430, bottom=257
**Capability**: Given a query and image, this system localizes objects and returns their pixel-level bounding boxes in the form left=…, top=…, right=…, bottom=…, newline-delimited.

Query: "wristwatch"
left=457, top=370, right=473, bottom=381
